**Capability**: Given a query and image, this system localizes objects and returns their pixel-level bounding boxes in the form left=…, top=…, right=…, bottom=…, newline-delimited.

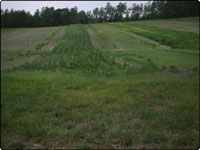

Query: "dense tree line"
left=1, top=1, right=199, bottom=28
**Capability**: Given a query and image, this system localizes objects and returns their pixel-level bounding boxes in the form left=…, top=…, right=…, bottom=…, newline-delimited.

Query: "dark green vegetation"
left=1, top=17, right=199, bottom=149
left=1, top=1, right=199, bottom=28
left=110, top=22, right=199, bottom=49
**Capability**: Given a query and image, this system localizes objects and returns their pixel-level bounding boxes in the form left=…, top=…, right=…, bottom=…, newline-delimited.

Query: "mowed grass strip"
left=128, top=17, right=199, bottom=34
left=86, top=24, right=154, bottom=50
left=112, top=48, right=199, bottom=69
left=131, top=20, right=199, bottom=34
left=109, top=22, right=199, bottom=49
left=1, top=26, right=65, bottom=71
left=87, top=23, right=198, bottom=72
left=1, top=71, right=199, bottom=149
left=18, top=24, right=124, bottom=76
left=1, top=26, right=60, bottom=53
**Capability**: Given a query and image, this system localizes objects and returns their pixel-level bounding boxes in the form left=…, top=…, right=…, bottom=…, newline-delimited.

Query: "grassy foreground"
left=2, top=71, right=199, bottom=149
left=1, top=18, right=199, bottom=149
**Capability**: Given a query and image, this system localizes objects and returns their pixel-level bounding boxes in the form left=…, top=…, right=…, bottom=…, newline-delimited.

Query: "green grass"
left=110, top=22, right=199, bottom=49
left=1, top=26, right=64, bottom=71
left=128, top=18, right=199, bottom=34
left=111, top=48, right=199, bottom=69
left=86, top=23, right=199, bottom=72
left=172, top=17, right=199, bottom=22
left=87, top=24, right=154, bottom=50
left=1, top=17, right=199, bottom=149
left=1, top=71, right=199, bottom=149
left=18, top=24, right=125, bottom=76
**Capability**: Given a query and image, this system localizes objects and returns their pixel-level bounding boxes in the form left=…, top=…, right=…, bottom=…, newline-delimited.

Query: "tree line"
left=1, top=1, right=199, bottom=28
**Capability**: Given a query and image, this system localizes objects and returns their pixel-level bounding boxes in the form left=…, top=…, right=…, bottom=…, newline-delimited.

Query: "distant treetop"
left=1, top=1, right=199, bottom=28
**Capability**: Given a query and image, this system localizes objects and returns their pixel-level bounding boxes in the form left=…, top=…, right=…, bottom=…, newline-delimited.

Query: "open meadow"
left=1, top=17, right=199, bottom=149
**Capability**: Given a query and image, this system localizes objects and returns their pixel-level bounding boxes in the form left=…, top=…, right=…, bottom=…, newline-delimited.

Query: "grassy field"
left=127, top=17, right=199, bottom=34
left=1, top=26, right=66, bottom=71
left=109, top=22, right=199, bottom=49
left=1, top=17, right=199, bottom=149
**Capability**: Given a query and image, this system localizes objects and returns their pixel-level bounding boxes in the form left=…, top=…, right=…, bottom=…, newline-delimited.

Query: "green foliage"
left=1, top=1, right=199, bottom=28
left=18, top=24, right=125, bottom=76
left=110, top=23, right=199, bottom=49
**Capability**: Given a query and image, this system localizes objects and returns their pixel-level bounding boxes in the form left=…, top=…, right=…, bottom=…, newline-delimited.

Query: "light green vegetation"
left=109, top=22, right=199, bottom=49
left=1, top=17, right=199, bottom=149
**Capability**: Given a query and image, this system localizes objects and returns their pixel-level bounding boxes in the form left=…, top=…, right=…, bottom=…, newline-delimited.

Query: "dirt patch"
left=105, top=24, right=171, bottom=50
left=41, top=26, right=67, bottom=52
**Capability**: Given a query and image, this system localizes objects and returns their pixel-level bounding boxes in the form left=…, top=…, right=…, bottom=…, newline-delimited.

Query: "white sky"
left=1, top=1, right=147, bottom=15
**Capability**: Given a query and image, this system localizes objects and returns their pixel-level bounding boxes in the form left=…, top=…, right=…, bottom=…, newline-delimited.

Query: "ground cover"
left=129, top=20, right=199, bottom=34
left=1, top=26, right=66, bottom=71
left=2, top=71, right=199, bottom=149
left=109, top=22, right=199, bottom=49
left=1, top=18, right=199, bottom=149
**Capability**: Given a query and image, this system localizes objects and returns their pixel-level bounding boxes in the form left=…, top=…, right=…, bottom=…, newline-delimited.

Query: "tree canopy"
left=1, top=1, right=199, bottom=28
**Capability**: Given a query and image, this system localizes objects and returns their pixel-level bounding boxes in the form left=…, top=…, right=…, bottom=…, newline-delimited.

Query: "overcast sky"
left=1, top=1, right=147, bottom=15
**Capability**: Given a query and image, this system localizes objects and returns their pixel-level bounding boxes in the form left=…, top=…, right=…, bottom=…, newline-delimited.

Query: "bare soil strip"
left=104, top=24, right=170, bottom=49
left=41, top=26, right=67, bottom=52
